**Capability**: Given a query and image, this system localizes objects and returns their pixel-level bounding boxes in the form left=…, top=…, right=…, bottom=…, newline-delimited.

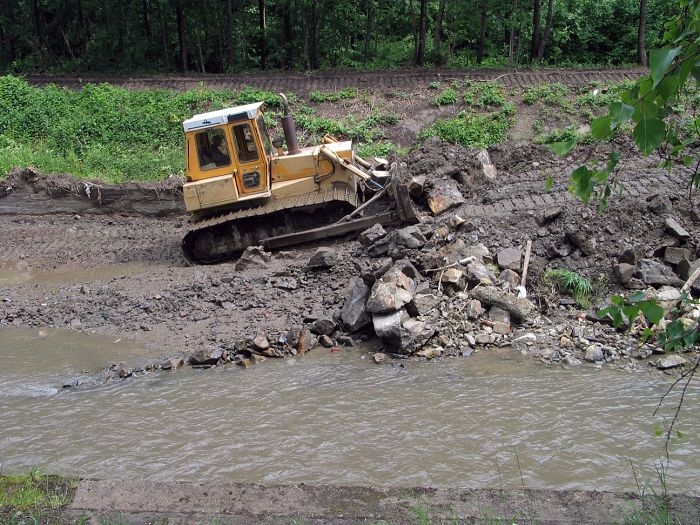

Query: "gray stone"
left=465, top=299, right=485, bottom=319
left=366, top=267, right=416, bottom=314
left=470, top=286, right=535, bottom=321
left=677, top=258, right=700, bottom=281
left=372, top=310, right=435, bottom=354
left=619, top=245, right=644, bottom=265
left=566, top=228, right=596, bottom=256
left=337, top=335, right=354, bottom=347
left=307, top=247, right=337, bottom=269
left=318, top=335, right=334, bottom=348
left=412, top=293, right=442, bottom=316
left=614, top=263, right=636, bottom=284
left=340, top=278, right=371, bottom=332
left=359, top=223, right=387, bottom=247
left=160, top=357, right=184, bottom=371
left=426, top=179, right=466, bottom=215
left=392, top=225, right=427, bottom=249
left=665, top=217, right=691, bottom=241
left=463, top=243, right=492, bottom=264
left=497, top=248, right=522, bottom=271
left=634, top=259, right=684, bottom=287
left=189, top=347, right=225, bottom=366
left=647, top=194, right=672, bottom=215
left=564, top=355, right=582, bottom=367
left=537, top=206, right=562, bottom=226
left=270, top=276, right=298, bottom=290
left=489, top=306, right=511, bottom=335
left=657, top=355, right=687, bottom=369
left=311, top=318, right=336, bottom=336
left=252, top=332, right=270, bottom=351
left=584, top=345, right=604, bottom=362
left=475, top=333, right=496, bottom=345
left=235, top=246, right=271, bottom=271
left=664, top=246, right=692, bottom=266
left=466, top=261, right=497, bottom=286
left=499, top=269, right=521, bottom=288
left=440, top=268, right=465, bottom=290
left=408, top=175, right=426, bottom=198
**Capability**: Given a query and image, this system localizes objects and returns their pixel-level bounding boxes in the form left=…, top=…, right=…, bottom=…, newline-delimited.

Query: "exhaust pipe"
left=279, top=93, right=301, bottom=155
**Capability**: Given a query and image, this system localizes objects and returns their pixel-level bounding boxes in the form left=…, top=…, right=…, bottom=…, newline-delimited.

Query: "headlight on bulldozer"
left=242, top=171, right=260, bottom=189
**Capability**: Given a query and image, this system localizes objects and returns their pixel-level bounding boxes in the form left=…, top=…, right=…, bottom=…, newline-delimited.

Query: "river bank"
left=1, top=134, right=699, bottom=385
left=4, top=476, right=700, bottom=525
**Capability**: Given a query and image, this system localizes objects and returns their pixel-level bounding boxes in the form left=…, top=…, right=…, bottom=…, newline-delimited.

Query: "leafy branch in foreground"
left=551, top=0, right=699, bottom=209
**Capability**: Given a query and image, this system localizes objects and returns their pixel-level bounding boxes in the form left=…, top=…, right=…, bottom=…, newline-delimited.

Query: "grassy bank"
left=0, top=74, right=647, bottom=184
left=0, top=469, right=77, bottom=524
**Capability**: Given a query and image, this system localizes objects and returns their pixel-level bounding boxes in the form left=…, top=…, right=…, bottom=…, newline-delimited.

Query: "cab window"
left=232, top=123, right=259, bottom=163
left=196, top=129, right=231, bottom=170
left=256, top=115, right=272, bottom=156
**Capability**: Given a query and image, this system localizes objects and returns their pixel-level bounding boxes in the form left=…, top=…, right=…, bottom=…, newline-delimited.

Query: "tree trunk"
left=142, top=0, right=151, bottom=41
left=308, top=0, right=319, bottom=69
left=476, top=4, right=486, bottom=65
left=415, top=0, right=428, bottom=66
left=408, top=0, right=418, bottom=65
left=536, top=0, right=554, bottom=59
left=176, top=2, right=187, bottom=72
left=433, top=0, right=445, bottom=66
left=637, top=0, right=648, bottom=66
left=363, top=0, right=373, bottom=65
left=258, top=0, right=267, bottom=70
left=508, top=0, right=519, bottom=66
left=530, top=0, right=541, bottom=61
left=31, top=0, right=46, bottom=50
left=282, top=3, right=292, bottom=70
left=225, top=0, right=234, bottom=71
left=159, top=1, right=171, bottom=70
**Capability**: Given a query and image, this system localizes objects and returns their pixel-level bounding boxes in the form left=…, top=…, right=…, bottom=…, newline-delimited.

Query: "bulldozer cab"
left=183, top=103, right=272, bottom=210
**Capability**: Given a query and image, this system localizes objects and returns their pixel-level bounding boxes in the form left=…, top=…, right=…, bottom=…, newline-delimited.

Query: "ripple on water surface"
left=1, top=333, right=698, bottom=491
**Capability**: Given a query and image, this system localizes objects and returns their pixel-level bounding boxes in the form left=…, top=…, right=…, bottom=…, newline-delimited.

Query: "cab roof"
left=183, top=102, right=264, bottom=132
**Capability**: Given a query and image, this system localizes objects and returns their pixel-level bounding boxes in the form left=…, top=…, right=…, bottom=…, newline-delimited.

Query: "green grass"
left=544, top=268, right=593, bottom=307
left=308, top=87, right=357, bottom=103
left=431, top=85, right=460, bottom=106
left=1, top=468, right=78, bottom=525
left=420, top=107, right=514, bottom=149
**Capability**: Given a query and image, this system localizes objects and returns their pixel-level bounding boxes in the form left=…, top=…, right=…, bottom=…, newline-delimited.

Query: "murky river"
left=1, top=326, right=699, bottom=491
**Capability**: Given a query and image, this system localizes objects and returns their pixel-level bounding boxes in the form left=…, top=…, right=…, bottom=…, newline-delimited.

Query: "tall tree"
left=415, top=0, right=428, bottom=65
left=364, top=0, right=373, bottom=65
left=530, top=0, right=542, bottom=60
left=433, top=0, right=446, bottom=66
left=476, top=2, right=487, bottom=65
left=534, top=0, right=554, bottom=59
left=175, top=1, right=187, bottom=72
left=259, top=0, right=267, bottom=70
left=637, top=0, right=648, bottom=66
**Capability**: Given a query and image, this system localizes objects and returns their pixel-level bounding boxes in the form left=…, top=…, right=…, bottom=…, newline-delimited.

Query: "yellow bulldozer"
left=181, top=93, right=415, bottom=264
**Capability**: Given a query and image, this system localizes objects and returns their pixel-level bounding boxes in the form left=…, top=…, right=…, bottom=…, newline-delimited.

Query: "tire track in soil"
left=26, top=67, right=645, bottom=92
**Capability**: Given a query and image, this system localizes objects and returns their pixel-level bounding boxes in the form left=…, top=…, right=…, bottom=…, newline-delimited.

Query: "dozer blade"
left=262, top=212, right=395, bottom=250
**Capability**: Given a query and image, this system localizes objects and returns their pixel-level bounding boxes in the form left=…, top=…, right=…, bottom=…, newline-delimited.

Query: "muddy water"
left=1, top=327, right=699, bottom=491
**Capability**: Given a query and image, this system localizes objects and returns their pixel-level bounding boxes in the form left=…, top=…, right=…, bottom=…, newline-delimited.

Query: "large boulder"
left=372, top=309, right=435, bottom=354
left=340, top=278, right=371, bottom=332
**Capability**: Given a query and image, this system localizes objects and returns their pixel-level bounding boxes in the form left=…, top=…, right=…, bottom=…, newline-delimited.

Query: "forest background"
left=0, top=0, right=675, bottom=73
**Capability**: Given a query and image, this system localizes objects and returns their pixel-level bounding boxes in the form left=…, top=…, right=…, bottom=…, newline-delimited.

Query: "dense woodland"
left=0, top=0, right=678, bottom=73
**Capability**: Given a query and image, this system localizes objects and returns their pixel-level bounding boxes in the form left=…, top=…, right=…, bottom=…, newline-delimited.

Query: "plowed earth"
left=1, top=68, right=698, bottom=377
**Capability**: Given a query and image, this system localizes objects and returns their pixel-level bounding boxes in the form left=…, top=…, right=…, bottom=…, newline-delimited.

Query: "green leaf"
left=544, top=177, right=554, bottom=191
left=639, top=302, right=665, bottom=325
left=609, top=102, right=634, bottom=127
left=547, top=138, right=578, bottom=155
left=569, top=165, right=595, bottom=202
left=649, top=47, right=682, bottom=88
left=633, top=118, right=666, bottom=155
left=656, top=75, right=681, bottom=102
left=590, top=115, right=613, bottom=140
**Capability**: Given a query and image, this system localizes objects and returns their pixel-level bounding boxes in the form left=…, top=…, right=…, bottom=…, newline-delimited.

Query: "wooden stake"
left=681, top=267, right=700, bottom=295
left=520, top=239, right=532, bottom=288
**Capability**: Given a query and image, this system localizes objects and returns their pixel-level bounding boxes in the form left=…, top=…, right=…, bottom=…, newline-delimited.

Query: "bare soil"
left=1, top=68, right=698, bottom=379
